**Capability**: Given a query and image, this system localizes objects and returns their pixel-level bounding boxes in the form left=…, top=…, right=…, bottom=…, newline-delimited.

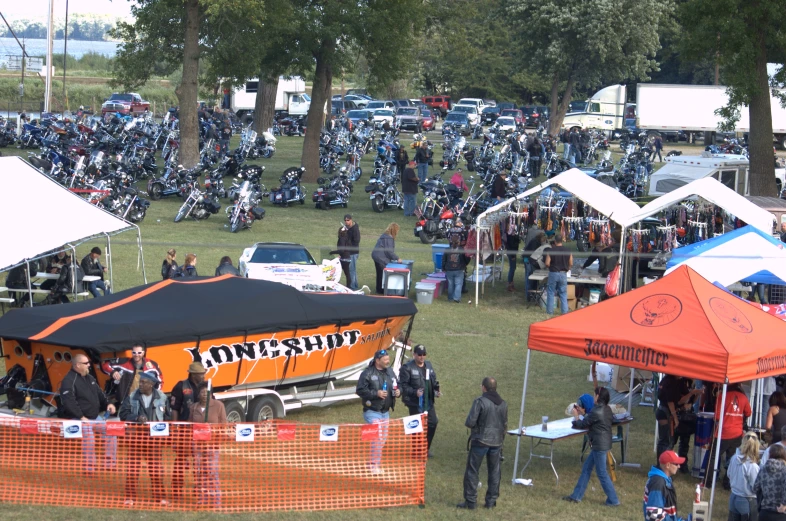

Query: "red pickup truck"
left=421, top=95, right=452, bottom=117
left=101, top=93, right=150, bottom=116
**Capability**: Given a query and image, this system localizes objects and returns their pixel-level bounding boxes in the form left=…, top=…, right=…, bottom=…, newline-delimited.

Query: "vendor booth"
left=472, top=169, right=640, bottom=306
left=0, top=156, right=147, bottom=304
left=515, top=265, right=786, bottom=519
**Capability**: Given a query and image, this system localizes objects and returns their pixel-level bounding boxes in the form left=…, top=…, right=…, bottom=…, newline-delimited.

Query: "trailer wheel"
left=776, top=178, right=782, bottom=198
left=224, top=400, right=246, bottom=423
left=780, top=135, right=786, bottom=151
left=248, top=396, right=282, bottom=421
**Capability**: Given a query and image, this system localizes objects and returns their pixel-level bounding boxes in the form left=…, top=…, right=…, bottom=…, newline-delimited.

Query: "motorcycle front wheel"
left=230, top=217, right=241, bottom=233
left=149, top=183, right=164, bottom=201
left=371, top=195, right=385, bottom=213
left=174, top=203, right=189, bottom=223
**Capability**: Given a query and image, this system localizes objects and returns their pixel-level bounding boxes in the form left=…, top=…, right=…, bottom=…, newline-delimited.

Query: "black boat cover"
left=0, top=275, right=417, bottom=352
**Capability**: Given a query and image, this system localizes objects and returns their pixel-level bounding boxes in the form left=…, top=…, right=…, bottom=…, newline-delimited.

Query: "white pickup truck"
left=231, top=76, right=311, bottom=121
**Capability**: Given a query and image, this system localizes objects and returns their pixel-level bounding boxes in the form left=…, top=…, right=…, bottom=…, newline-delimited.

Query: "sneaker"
left=427, top=450, right=434, bottom=458
left=123, top=499, right=134, bottom=507
left=368, top=465, right=383, bottom=475
left=484, top=502, right=496, bottom=509
left=562, top=496, right=580, bottom=503
left=159, top=499, right=169, bottom=506
left=456, top=502, right=476, bottom=510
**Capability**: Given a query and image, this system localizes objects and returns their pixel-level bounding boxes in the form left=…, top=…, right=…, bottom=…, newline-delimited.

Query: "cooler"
left=383, top=268, right=411, bottom=296
left=692, top=412, right=714, bottom=479
left=415, top=282, right=436, bottom=305
left=432, top=244, right=449, bottom=272
left=422, top=278, right=445, bottom=299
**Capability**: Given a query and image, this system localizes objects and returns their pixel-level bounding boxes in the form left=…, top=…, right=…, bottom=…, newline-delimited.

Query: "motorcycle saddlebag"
left=326, top=189, right=338, bottom=200
left=364, top=184, right=375, bottom=193
left=425, top=220, right=439, bottom=234
left=205, top=199, right=221, bottom=214
left=251, top=207, right=266, bottom=220
left=311, top=191, right=322, bottom=203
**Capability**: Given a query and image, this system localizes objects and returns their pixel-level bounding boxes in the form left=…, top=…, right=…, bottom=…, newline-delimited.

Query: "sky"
left=2, top=0, right=133, bottom=21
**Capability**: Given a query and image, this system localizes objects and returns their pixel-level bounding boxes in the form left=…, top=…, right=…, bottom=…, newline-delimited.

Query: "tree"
left=506, top=0, right=673, bottom=136
left=680, top=0, right=786, bottom=196
left=292, top=0, right=423, bottom=181
left=111, top=0, right=264, bottom=168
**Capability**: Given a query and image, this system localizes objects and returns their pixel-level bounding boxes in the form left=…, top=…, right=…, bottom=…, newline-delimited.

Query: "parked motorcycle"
left=269, top=167, right=306, bottom=206
left=313, top=169, right=352, bottom=210
left=115, top=187, right=150, bottom=223
left=227, top=178, right=265, bottom=232
left=175, top=180, right=221, bottom=222
left=365, top=167, right=402, bottom=213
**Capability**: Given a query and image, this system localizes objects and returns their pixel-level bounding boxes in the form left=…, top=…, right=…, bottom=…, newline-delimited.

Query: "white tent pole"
left=708, top=383, right=728, bottom=521
left=135, top=225, right=147, bottom=284
left=25, top=259, right=33, bottom=307
left=474, top=225, right=480, bottom=307
left=105, top=233, right=113, bottom=292
left=512, top=348, right=532, bottom=484
left=620, top=366, right=640, bottom=468
left=69, top=243, right=77, bottom=301
left=617, top=227, right=627, bottom=294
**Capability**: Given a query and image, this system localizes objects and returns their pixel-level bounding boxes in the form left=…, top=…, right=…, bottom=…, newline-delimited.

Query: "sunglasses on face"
left=132, top=351, right=144, bottom=355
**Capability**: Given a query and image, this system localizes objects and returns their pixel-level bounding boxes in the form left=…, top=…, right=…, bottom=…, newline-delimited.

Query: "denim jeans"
left=403, top=193, right=417, bottom=216
left=546, top=271, right=568, bottom=315
left=88, top=280, right=111, bottom=298
left=755, top=284, right=768, bottom=304
left=463, top=444, right=501, bottom=506
left=728, top=493, right=758, bottom=521
left=568, top=449, right=619, bottom=505
left=445, top=270, right=464, bottom=302
left=363, top=409, right=389, bottom=468
left=507, top=255, right=517, bottom=283
left=524, top=259, right=535, bottom=299
left=417, top=163, right=429, bottom=183
left=82, top=418, right=117, bottom=472
left=563, top=143, right=571, bottom=160
left=348, top=254, right=359, bottom=290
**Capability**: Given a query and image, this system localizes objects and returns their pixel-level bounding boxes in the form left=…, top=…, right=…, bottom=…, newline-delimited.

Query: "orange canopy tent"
left=513, top=265, right=786, bottom=518
left=528, top=264, right=786, bottom=383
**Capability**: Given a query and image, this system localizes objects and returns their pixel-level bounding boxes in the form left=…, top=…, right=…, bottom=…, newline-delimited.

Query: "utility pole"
left=45, top=0, right=54, bottom=113
left=63, top=0, right=69, bottom=110
left=21, top=40, right=25, bottom=114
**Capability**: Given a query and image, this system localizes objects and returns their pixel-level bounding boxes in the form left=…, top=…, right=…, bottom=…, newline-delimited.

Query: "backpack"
left=170, top=265, right=185, bottom=278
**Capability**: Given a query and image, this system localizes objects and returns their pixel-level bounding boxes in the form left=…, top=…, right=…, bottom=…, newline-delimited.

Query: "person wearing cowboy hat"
left=170, top=362, right=207, bottom=499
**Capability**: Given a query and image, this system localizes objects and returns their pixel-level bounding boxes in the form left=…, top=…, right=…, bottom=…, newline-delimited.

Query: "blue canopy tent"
left=665, top=225, right=786, bottom=286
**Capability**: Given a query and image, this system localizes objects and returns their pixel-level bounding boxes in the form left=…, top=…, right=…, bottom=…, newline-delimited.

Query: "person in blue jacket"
left=643, top=450, right=684, bottom=521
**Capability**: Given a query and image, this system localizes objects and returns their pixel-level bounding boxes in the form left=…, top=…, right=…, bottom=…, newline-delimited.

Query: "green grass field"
left=0, top=136, right=729, bottom=520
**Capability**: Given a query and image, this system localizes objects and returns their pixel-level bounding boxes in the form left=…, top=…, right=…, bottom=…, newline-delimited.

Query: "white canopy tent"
left=626, top=177, right=776, bottom=234
left=472, top=169, right=641, bottom=307
left=0, top=156, right=147, bottom=299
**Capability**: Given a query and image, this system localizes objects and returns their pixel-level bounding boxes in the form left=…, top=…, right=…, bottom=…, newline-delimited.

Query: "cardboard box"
left=567, top=284, right=576, bottom=299
left=610, top=365, right=653, bottom=393
left=568, top=297, right=578, bottom=311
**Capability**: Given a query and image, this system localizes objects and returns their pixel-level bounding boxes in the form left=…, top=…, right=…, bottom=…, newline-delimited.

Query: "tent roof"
left=628, top=177, right=775, bottom=234
left=666, top=225, right=786, bottom=286
left=0, top=156, right=135, bottom=272
left=527, top=265, right=786, bottom=383
left=478, top=169, right=641, bottom=227
left=0, top=275, right=418, bottom=352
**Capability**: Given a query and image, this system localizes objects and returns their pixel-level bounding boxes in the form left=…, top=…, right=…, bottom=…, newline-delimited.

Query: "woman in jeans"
left=563, top=387, right=620, bottom=506
left=727, top=432, right=760, bottom=521
left=754, top=444, right=786, bottom=521
left=441, top=234, right=467, bottom=303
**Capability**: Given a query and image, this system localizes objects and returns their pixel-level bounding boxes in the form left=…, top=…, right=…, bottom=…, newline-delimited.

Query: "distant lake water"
left=0, top=37, right=118, bottom=58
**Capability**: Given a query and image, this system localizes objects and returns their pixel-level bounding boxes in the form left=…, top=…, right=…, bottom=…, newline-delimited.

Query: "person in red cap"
left=643, top=450, right=684, bottom=521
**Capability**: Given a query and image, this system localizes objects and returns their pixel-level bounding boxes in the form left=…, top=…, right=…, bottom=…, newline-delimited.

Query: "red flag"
left=193, top=423, right=211, bottom=441
left=277, top=423, right=296, bottom=441
left=105, top=422, right=126, bottom=437
left=20, top=419, right=38, bottom=435
left=360, top=423, right=379, bottom=441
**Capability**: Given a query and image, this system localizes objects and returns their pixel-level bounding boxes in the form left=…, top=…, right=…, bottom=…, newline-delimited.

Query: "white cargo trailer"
left=231, top=76, right=311, bottom=120
left=637, top=84, right=786, bottom=149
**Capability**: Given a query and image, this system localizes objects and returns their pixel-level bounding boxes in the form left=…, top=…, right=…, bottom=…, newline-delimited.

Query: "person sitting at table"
left=81, top=247, right=111, bottom=297
left=5, top=263, right=31, bottom=307
left=46, top=256, right=85, bottom=304
left=563, top=386, right=620, bottom=506
left=41, top=250, right=69, bottom=291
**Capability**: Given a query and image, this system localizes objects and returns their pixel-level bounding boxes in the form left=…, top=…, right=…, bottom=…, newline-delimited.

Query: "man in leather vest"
left=399, top=344, right=441, bottom=457
left=118, top=371, right=171, bottom=506
left=458, top=377, right=508, bottom=510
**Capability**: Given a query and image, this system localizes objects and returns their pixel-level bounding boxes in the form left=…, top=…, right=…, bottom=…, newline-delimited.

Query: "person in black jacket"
left=582, top=238, right=619, bottom=278
left=214, top=256, right=240, bottom=276
left=60, top=353, right=118, bottom=474
left=401, top=162, right=420, bottom=216
left=356, top=349, right=400, bottom=473
left=395, top=146, right=409, bottom=176
left=414, top=141, right=430, bottom=183
left=563, top=386, right=620, bottom=506
left=399, top=345, right=441, bottom=455
left=81, top=247, right=111, bottom=297
left=458, top=377, right=508, bottom=510
left=442, top=234, right=468, bottom=302
left=161, top=248, right=178, bottom=280
left=336, top=214, right=361, bottom=290
left=491, top=172, right=508, bottom=201
left=569, top=127, right=582, bottom=165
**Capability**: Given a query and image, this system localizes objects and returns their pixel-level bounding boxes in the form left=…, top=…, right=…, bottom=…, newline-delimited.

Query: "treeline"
left=1, top=15, right=118, bottom=41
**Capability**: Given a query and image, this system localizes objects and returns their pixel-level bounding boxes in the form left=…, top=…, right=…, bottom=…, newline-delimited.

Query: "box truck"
left=231, top=76, right=311, bottom=121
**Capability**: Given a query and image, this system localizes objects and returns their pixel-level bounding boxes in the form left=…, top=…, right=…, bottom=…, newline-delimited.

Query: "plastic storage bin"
left=415, top=282, right=436, bottom=304
left=422, top=278, right=445, bottom=299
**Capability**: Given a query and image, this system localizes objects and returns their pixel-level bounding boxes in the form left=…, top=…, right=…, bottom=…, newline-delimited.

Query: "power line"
left=0, top=12, right=31, bottom=58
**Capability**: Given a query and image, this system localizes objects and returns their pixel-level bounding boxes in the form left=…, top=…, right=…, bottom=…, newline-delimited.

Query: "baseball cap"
left=658, top=450, right=685, bottom=466
left=413, top=345, right=427, bottom=356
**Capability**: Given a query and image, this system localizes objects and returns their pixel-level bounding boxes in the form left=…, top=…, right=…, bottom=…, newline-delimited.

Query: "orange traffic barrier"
left=0, top=414, right=427, bottom=512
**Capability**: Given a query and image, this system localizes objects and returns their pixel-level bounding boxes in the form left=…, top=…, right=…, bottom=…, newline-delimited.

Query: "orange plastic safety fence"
left=0, top=414, right=427, bottom=512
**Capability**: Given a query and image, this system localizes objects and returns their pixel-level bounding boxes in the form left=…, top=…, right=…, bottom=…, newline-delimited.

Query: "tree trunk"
left=548, top=71, right=559, bottom=136
left=253, top=73, right=278, bottom=134
left=177, top=0, right=200, bottom=169
left=548, top=73, right=576, bottom=137
left=748, top=31, right=776, bottom=196
left=301, top=42, right=334, bottom=182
